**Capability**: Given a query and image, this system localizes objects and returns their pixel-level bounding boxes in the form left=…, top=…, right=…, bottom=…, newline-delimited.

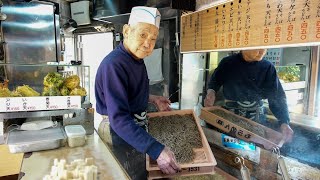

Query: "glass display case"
left=275, top=65, right=307, bottom=83
left=274, top=65, right=308, bottom=114
left=0, top=64, right=94, bottom=145
left=0, top=63, right=90, bottom=103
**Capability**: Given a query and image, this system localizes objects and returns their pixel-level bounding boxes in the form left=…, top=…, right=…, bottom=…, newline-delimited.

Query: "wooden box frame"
left=146, top=109, right=217, bottom=180
left=200, top=106, right=283, bottom=150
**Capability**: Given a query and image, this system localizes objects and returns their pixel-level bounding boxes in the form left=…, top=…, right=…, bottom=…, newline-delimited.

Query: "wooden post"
left=307, top=46, right=320, bottom=116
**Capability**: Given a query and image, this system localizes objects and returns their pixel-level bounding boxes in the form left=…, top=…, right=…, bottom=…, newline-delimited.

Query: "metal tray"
left=7, top=127, right=66, bottom=153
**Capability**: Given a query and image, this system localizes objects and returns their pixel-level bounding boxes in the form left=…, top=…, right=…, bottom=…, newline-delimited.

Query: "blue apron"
left=223, top=100, right=267, bottom=125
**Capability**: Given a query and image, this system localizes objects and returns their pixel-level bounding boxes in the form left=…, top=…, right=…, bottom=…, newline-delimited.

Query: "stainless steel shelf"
left=0, top=109, right=79, bottom=120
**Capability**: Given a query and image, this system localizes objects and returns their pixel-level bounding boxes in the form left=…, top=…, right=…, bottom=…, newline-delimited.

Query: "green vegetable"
left=60, top=86, right=70, bottom=96
left=16, top=85, right=40, bottom=97
left=69, top=86, right=87, bottom=96
left=64, top=75, right=80, bottom=90
left=0, top=88, right=11, bottom=97
left=42, top=86, right=61, bottom=96
left=43, top=72, right=64, bottom=88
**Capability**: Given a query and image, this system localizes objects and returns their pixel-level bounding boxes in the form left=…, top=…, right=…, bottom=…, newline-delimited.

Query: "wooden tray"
left=200, top=106, right=283, bottom=150
left=148, top=167, right=236, bottom=180
left=146, top=109, right=217, bottom=180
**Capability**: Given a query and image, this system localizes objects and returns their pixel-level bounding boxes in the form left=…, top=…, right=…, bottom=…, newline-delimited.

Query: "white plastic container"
left=64, top=125, right=86, bottom=147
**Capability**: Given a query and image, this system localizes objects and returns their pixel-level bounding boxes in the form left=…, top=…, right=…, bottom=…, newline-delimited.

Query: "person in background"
left=95, top=6, right=180, bottom=180
left=204, top=49, right=294, bottom=143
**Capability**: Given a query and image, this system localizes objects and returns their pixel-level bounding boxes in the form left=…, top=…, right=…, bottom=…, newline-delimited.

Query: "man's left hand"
left=149, top=95, right=171, bottom=111
left=280, top=123, right=294, bottom=143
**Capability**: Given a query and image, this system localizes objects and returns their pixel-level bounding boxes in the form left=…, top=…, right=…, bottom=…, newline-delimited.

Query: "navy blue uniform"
left=95, top=43, right=164, bottom=179
left=208, top=53, right=290, bottom=125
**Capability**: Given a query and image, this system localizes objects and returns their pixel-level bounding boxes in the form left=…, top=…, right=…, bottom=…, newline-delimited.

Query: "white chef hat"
left=128, top=6, right=161, bottom=29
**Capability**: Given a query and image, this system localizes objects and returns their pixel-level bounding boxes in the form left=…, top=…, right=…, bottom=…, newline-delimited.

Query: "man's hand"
left=280, top=123, right=294, bottom=143
left=204, top=89, right=216, bottom=107
left=156, top=147, right=180, bottom=174
left=149, top=95, right=171, bottom=111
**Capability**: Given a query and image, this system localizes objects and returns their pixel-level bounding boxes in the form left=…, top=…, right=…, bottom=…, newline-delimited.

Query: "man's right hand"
left=280, top=123, right=294, bottom=143
left=204, top=89, right=216, bottom=107
left=156, top=147, right=180, bottom=174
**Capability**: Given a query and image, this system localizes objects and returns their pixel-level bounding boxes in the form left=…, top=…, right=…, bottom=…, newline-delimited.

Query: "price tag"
left=5, top=98, right=21, bottom=112
left=0, top=96, right=81, bottom=112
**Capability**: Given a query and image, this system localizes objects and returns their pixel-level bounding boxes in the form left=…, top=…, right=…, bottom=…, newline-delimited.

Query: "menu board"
left=181, top=0, right=320, bottom=53
left=263, top=48, right=283, bottom=65
left=196, top=0, right=233, bottom=11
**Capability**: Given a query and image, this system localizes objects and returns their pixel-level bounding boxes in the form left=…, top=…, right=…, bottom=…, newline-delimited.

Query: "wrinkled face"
left=242, top=49, right=267, bottom=62
left=123, top=22, right=159, bottom=60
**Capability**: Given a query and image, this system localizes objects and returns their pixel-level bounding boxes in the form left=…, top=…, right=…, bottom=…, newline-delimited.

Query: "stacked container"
left=64, top=125, right=86, bottom=147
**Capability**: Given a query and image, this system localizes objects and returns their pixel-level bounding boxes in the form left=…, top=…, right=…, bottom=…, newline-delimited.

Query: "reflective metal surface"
left=93, top=7, right=177, bottom=24
left=180, top=53, right=207, bottom=109
left=0, top=107, right=94, bottom=135
left=2, top=1, right=57, bottom=63
left=93, top=0, right=176, bottom=24
left=93, top=0, right=170, bottom=19
left=1, top=0, right=58, bottom=91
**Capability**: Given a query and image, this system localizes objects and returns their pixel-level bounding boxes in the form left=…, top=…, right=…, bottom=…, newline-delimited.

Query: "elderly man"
left=95, top=6, right=180, bottom=180
left=204, top=49, right=294, bottom=143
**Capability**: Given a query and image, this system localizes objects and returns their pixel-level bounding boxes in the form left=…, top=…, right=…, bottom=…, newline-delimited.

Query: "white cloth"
left=128, top=6, right=161, bottom=28
left=144, top=48, right=163, bottom=85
